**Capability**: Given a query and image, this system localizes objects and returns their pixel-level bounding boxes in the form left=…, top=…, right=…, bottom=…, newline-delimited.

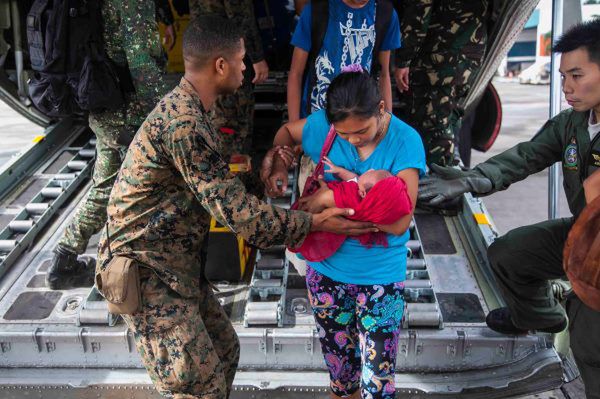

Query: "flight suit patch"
left=590, top=150, right=600, bottom=168
left=564, top=137, right=578, bottom=171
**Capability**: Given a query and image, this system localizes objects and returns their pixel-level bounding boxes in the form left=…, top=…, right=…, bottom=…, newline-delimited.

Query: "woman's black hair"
left=325, top=71, right=382, bottom=124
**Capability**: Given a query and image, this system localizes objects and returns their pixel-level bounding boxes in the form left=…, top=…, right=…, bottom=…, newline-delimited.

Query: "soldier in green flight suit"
left=96, top=17, right=375, bottom=398
left=418, top=19, right=600, bottom=398
left=189, top=0, right=269, bottom=160
left=46, top=0, right=170, bottom=290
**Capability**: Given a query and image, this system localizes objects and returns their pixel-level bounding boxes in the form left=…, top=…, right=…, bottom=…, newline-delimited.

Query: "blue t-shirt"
left=291, top=0, right=401, bottom=117
left=302, top=110, right=426, bottom=285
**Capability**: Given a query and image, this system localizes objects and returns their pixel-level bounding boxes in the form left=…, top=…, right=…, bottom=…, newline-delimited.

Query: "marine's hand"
left=418, top=164, right=492, bottom=206
left=252, top=60, right=269, bottom=84
left=260, top=146, right=297, bottom=193
left=311, top=208, right=377, bottom=235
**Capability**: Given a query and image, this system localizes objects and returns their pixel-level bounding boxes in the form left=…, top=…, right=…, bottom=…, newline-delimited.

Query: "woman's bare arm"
left=375, top=168, right=419, bottom=235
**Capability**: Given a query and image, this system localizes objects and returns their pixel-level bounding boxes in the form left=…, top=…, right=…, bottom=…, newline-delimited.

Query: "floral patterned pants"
left=306, top=266, right=405, bottom=399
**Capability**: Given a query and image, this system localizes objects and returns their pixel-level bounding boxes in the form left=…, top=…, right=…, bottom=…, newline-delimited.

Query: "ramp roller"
left=78, top=149, right=96, bottom=158
left=67, top=160, right=87, bottom=171
left=0, top=240, right=18, bottom=252
left=404, top=279, right=432, bottom=289
left=8, top=220, right=34, bottom=233
left=25, top=203, right=49, bottom=215
left=41, top=187, right=63, bottom=198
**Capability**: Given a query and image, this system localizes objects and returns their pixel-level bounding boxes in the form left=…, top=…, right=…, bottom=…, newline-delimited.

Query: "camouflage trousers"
left=396, top=59, right=482, bottom=167
left=123, top=269, right=240, bottom=399
left=396, top=82, right=464, bottom=167
left=210, top=80, right=254, bottom=161
left=58, top=110, right=136, bottom=254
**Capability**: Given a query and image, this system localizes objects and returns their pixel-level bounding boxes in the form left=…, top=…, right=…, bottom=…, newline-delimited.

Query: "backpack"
left=304, top=0, right=394, bottom=115
left=26, top=0, right=128, bottom=118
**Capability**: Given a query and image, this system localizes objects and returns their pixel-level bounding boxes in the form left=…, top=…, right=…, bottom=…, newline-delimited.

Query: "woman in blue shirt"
left=263, top=70, right=426, bottom=399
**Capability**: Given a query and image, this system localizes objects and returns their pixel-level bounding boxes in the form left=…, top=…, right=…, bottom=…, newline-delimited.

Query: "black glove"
left=418, top=164, right=493, bottom=206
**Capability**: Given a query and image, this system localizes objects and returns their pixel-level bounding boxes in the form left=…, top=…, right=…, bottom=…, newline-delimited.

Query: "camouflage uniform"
left=189, top=0, right=265, bottom=160
left=97, top=77, right=311, bottom=397
left=59, top=0, right=168, bottom=254
left=394, top=0, right=489, bottom=166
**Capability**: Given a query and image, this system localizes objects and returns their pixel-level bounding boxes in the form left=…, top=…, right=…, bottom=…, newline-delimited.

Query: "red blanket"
left=291, top=176, right=412, bottom=262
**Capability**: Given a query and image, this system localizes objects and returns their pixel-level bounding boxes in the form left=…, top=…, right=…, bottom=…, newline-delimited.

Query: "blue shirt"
left=302, top=110, right=426, bottom=285
left=291, top=0, right=401, bottom=117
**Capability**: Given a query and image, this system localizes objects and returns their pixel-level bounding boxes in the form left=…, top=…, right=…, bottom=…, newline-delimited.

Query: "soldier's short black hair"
left=553, top=18, right=600, bottom=66
left=325, top=71, right=381, bottom=124
left=182, top=15, right=243, bottom=68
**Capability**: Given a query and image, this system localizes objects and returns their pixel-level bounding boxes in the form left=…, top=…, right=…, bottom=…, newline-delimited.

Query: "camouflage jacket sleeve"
left=473, top=115, right=565, bottom=194
left=394, top=0, right=433, bottom=68
left=224, top=0, right=265, bottom=63
left=119, top=2, right=168, bottom=113
left=155, top=0, right=174, bottom=25
left=165, top=116, right=311, bottom=248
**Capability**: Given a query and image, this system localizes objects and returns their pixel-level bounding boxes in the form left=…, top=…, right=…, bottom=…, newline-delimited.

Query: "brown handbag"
left=95, top=255, right=142, bottom=315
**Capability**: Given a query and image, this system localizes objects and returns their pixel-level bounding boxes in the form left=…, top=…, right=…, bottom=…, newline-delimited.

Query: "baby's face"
left=357, top=169, right=392, bottom=198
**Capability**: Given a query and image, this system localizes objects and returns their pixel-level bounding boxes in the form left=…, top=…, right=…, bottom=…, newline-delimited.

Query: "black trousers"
left=488, top=218, right=600, bottom=398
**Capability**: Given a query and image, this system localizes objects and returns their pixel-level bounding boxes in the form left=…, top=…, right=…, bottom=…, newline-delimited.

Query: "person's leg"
left=198, top=279, right=240, bottom=397
left=211, top=79, right=255, bottom=160
left=58, top=112, right=127, bottom=254
left=567, top=295, right=600, bottom=399
left=306, top=266, right=361, bottom=398
left=396, top=83, right=455, bottom=166
left=48, top=112, right=133, bottom=290
left=124, top=271, right=229, bottom=399
left=487, top=218, right=573, bottom=330
left=356, top=282, right=404, bottom=399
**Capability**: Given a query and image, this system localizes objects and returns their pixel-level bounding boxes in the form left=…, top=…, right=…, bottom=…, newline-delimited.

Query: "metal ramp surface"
left=0, top=124, right=564, bottom=398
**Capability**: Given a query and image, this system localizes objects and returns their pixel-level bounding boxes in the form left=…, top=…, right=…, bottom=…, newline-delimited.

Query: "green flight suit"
left=471, top=108, right=600, bottom=398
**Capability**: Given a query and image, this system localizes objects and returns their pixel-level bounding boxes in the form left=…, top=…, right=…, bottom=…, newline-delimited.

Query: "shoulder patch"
left=564, top=137, right=578, bottom=171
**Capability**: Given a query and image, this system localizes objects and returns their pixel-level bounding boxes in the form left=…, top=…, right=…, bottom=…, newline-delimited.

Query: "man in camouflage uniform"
left=96, top=17, right=374, bottom=398
left=189, top=0, right=269, bottom=161
left=46, top=0, right=169, bottom=290
left=393, top=0, right=490, bottom=166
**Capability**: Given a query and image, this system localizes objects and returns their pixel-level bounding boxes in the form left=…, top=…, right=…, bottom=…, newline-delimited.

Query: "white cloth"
left=589, top=111, right=600, bottom=141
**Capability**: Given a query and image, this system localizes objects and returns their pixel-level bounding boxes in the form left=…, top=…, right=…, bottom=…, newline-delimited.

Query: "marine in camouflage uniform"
left=189, top=0, right=265, bottom=160
left=56, top=1, right=169, bottom=257
left=96, top=77, right=312, bottom=397
left=394, top=0, right=489, bottom=166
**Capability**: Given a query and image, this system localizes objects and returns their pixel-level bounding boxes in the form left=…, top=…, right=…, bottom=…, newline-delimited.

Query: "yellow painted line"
left=32, top=135, right=45, bottom=143
left=474, top=213, right=490, bottom=225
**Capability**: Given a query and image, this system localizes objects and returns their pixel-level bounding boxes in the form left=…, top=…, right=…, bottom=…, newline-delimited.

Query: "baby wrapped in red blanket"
left=291, top=161, right=413, bottom=262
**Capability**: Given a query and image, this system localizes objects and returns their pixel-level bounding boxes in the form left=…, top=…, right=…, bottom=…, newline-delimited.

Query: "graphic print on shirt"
left=310, top=12, right=375, bottom=113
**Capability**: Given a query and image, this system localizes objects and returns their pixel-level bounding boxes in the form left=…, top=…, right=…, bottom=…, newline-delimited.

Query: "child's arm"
left=375, top=168, right=418, bottom=235
left=287, top=47, right=309, bottom=122
left=378, top=50, right=393, bottom=112
left=323, top=157, right=357, bottom=180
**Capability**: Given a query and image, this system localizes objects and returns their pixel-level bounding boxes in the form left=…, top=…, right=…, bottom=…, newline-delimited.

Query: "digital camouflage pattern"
left=189, top=0, right=264, bottom=159
left=394, top=0, right=489, bottom=166
left=59, top=0, right=168, bottom=254
left=122, top=270, right=240, bottom=398
left=97, top=77, right=311, bottom=397
left=210, top=79, right=255, bottom=160
left=96, top=77, right=311, bottom=298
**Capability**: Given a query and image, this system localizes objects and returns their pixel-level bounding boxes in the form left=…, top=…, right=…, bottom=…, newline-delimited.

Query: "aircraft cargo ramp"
left=0, top=120, right=568, bottom=398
